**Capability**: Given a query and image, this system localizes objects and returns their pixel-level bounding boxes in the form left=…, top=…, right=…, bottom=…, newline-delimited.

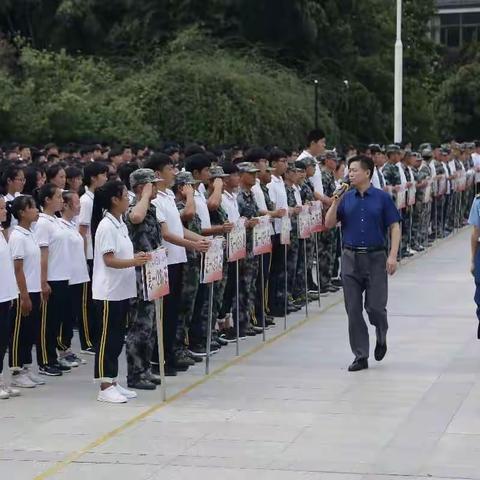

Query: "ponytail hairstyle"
left=91, top=180, right=125, bottom=244
left=9, top=195, right=37, bottom=221
left=36, top=183, right=59, bottom=208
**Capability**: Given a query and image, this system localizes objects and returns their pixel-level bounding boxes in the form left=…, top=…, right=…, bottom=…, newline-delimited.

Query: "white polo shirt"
left=153, top=189, right=187, bottom=265
left=252, top=180, right=267, bottom=212
left=59, top=218, right=90, bottom=286
left=92, top=213, right=136, bottom=301
left=194, top=189, right=211, bottom=229
left=293, top=185, right=302, bottom=206
left=0, top=231, right=18, bottom=302
left=267, top=175, right=290, bottom=233
left=221, top=191, right=240, bottom=223
left=78, top=189, right=94, bottom=260
left=9, top=226, right=41, bottom=293
left=34, top=213, right=71, bottom=281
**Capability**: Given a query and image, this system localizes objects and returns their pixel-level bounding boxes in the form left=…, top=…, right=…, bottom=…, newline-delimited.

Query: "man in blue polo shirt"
left=325, top=155, right=401, bottom=372
left=468, top=194, right=480, bottom=339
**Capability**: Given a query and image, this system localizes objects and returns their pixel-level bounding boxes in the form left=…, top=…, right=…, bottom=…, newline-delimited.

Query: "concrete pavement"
left=0, top=227, right=477, bottom=480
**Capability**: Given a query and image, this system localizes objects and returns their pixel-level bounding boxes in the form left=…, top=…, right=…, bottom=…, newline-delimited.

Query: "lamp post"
left=314, top=79, right=319, bottom=129
left=394, top=0, right=403, bottom=143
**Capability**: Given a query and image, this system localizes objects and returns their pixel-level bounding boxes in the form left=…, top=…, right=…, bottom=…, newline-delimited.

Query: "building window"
left=436, top=11, right=480, bottom=48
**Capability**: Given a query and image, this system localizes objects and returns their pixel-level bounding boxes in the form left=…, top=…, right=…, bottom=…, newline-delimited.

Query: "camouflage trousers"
left=431, top=196, right=445, bottom=238
left=190, top=252, right=228, bottom=345
left=267, top=234, right=287, bottom=316
left=412, top=201, right=431, bottom=249
left=293, top=238, right=313, bottom=299
left=177, top=256, right=200, bottom=348
left=400, top=207, right=412, bottom=252
left=126, top=298, right=156, bottom=382
left=287, top=224, right=299, bottom=298
left=318, top=229, right=336, bottom=288
left=234, top=254, right=259, bottom=328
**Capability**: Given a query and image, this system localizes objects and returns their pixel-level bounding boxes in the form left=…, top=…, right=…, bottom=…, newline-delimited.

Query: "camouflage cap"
left=209, top=166, right=229, bottom=178
left=174, top=171, right=199, bottom=185
left=386, top=144, right=401, bottom=154
left=421, top=147, right=433, bottom=159
left=130, top=168, right=161, bottom=188
left=300, top=157, right=317, bottom=167
left=237, top=162, right=260, bottom=173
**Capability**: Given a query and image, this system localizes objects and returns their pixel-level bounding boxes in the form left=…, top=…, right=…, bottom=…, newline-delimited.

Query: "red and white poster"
left=201, top=237, right=224, bottom=284
left=309, top=201, right=324, bottom=233
left=280, top=215, right=291, bottom=245
left=395, top=186, right=406, bottom=210
left=298, top=206, right=311, bottom=239
left=227, top=217, right=247, bottom=262
left=142, top=248, right=170, bottom=301
left=253, top=215, right=272, bottom=255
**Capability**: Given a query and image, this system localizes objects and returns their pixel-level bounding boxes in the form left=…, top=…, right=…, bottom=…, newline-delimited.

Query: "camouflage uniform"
left=236, top=188, right=260, bottom=330
left=382, top=161, right=404, bottom=254
left=285, top=184, right=300, bottom=299
left=412, top=161, right=431, bottom=249
left=432, top=160, right=446, bottom=238
left=318, top=167, right=336, bottom=288
left=176, top=199, right=201, bottom=348
left=125, top=200, right=162, bottom=384
left=402, top=163, right=413, bottom=251
left=294, top=179, right=315, bottom=299
left=255, top=183, right=274, bottom=324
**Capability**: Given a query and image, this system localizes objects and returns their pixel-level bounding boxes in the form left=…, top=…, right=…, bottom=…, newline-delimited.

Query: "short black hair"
left=117, top=162, right=139, bottom=190
left=268, top=148, right=287, bottom=165
left=143, top=153, right=173, bottom=172
left=307, top=129, right=326, bottom=145
left=184, top=144, right=204, bottom=158
left=222, top=162, right=239, bottom=175
left=65, top=166, right=82, bottom=179
left=46, top=163, right=65, bottom=182
left=347, top=155, right=374, bottom=179
left=83, top=162, right=109, bottom=187
left=245, top=147, right=268, bottom=163
left=185, top=153, right=212, bottom=174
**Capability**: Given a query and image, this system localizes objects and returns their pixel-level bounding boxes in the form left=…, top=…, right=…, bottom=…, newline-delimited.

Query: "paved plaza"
left=0, top=227, right=478, bottom=480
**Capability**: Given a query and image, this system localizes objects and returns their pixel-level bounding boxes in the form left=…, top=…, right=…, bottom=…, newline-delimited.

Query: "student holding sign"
left=235, top=162, right=261, bottom=336
left=91, top=180, right=150, bottom=404
left=124, top=169, right=163, bottom=390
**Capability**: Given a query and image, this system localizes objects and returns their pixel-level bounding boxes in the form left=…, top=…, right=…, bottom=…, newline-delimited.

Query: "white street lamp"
left=394, top=0, right=403, bottom=143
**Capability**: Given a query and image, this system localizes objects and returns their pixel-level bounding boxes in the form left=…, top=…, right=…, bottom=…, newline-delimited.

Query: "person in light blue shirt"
left=468, top=195, right=480, bottom=338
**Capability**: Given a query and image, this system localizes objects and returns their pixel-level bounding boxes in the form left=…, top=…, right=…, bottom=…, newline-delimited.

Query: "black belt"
left=343, top=245, right=386, bottom=253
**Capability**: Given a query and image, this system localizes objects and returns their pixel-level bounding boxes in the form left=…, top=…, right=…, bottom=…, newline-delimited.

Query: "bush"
left=0, top=31, right=335, bottom=147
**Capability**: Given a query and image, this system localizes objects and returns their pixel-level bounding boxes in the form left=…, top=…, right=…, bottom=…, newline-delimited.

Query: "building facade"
left=433, top=0, right=480, bottom=48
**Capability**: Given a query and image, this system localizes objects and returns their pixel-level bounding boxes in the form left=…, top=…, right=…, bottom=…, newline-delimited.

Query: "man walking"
left=325, top=155, right=401, bottom=372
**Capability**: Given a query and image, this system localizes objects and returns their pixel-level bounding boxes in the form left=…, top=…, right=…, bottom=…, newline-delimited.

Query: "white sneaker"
left=58, top=356, right=78, bottom=369
left=24, top=367, right=46, bottom=385
left=11, top=371, right=36, bottom=388
left=97, top=386, right=127, bottom=404
left=6, top=385, right=21, bottom=397
left=0, top=383, right=9, bottom=399
left=115, top=383, right=137, bottom=399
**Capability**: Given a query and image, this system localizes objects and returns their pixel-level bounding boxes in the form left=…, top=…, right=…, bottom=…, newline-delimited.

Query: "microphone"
left=333, top=179, right=351, bottom=199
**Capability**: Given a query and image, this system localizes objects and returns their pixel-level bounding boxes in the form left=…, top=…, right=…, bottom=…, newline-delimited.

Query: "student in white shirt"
left=145, top=155, right=210, bottom=369
left=266, top=148, right=290, bottom=317
left=91, top=180, right=149, bottom=404
left=60, top=191, right=90, bottom=366
left=0, top=196, right=21, bottom=399
left=7, top=195, right=44, bottom=389
left=35, top=184, right=73, bottom=375
left=77, top=162, right=108, bottom=354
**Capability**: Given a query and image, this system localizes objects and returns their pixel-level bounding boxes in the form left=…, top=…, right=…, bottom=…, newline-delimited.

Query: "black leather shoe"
left=348, top=359, right=369, bottom=372
left=127, top=379, right=156, bottom=390
left=374, top=341, right=387, bottom=361
left=147, top=372, right=162, bottom=385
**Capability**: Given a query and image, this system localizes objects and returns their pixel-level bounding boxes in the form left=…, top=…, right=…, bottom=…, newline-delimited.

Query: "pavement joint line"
left=33, top=229, right=466, bottom=480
